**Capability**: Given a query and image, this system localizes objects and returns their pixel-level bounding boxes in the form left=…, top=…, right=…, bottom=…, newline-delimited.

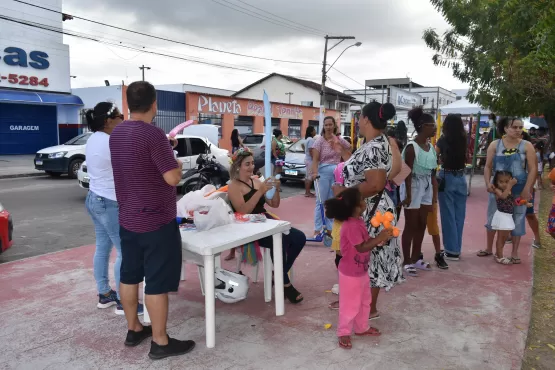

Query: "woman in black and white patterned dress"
left=335, top=101, right=404, bottom=320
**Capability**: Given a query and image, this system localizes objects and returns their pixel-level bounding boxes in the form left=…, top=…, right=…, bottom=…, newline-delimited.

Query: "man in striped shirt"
left=110, top=81, right=195, bottom=360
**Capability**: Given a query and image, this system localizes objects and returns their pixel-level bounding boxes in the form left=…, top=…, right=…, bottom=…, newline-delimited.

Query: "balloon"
left=168, top=120, right=194, bottom=137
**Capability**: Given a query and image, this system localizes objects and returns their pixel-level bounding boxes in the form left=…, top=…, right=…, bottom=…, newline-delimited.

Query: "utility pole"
left=285, top=92, right=294, bottom=104
left=319, top=35, right=358, bottom=134
left=139, top=65, right=151, bottom=81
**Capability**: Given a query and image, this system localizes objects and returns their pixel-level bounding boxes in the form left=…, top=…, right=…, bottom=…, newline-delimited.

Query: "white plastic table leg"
left=272, top=233, right=285, bottom=316
left=143, top=278, right=151, bottom=323
left=203, top=254, right=216, bottom=348
left=263, top=247, right=272, bottom=302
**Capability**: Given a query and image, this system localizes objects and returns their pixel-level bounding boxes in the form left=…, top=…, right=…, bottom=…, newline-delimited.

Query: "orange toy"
left=370, top=211, right=400, bottom=237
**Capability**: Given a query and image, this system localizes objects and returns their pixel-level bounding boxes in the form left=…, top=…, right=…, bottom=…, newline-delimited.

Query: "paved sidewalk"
left=0, top=155, right=43, bottom=179
left=0, top=181, right=534, bottom=369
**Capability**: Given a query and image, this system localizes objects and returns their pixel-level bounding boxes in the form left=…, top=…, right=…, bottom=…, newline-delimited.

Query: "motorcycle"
left=181, top=152, right=230, bottom=195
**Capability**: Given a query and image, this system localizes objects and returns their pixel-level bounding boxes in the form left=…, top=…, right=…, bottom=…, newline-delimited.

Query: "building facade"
left=345, top=78, right=457, bottom=124
left=185, top=92, right=340, bottom=150
left=0, top=0, right=84, bottom=155
left=233, top=73, right=359, bottom=132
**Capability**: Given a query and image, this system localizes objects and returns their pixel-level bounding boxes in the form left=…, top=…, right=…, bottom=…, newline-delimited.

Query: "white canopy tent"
left=440, top=98, right=491, bottom=115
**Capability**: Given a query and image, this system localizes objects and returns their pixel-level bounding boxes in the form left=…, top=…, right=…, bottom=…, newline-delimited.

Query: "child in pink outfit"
left=324, top=187, right=393, bottom=349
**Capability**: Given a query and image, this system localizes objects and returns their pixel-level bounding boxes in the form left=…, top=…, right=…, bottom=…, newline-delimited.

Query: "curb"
left=0, top=172, right=47, bottom=180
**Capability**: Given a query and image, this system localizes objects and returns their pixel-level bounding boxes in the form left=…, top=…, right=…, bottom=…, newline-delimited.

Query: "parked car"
left=35, top=133, right=90, bottom=179
left=281, top=139, right=308, bottom=182
left=77, top=134, right=229, bottom=189
left=242, top=133, right=295, bottom=173
left=0, top=201, right=13, bottom=253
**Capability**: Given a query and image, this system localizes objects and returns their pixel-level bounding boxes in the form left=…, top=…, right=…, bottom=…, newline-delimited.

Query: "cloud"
left=57, top=0, right=465, bottom=91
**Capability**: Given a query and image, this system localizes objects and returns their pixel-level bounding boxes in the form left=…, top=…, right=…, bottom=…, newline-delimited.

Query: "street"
left=0, top=175, right=305, bottom=263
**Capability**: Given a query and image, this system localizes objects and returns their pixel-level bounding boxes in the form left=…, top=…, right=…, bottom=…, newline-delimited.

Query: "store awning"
left=0, top=89, right=83, bottom=106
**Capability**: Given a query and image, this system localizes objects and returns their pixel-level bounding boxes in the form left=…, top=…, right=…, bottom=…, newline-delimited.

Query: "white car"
left=77, top=134, right=229, bottom=189
left=35, top=133, right=91, bottom=179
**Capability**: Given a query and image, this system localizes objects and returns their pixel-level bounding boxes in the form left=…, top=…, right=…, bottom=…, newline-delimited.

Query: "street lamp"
left=319, top=36, right=361, bottom=134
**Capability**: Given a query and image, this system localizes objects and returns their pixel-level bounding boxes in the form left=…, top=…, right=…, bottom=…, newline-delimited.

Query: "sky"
left=58, top=0, right=466, bottom=92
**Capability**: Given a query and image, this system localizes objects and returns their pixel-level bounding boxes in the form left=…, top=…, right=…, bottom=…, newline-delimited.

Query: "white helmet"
left=214, top=268, right=249, bottom=304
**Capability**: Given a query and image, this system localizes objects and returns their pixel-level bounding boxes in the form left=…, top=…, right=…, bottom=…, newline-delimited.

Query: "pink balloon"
left=168, top=120, right=194, bottom=137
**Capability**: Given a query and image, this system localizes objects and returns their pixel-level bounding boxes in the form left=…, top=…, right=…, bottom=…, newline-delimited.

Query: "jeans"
left=85, top=191, right=122, bottom=298
left=438, top=171, right=467, bottom=255
left=315, top=163, right=336, bottom=231
left=258, top=227, right=306, bottom=285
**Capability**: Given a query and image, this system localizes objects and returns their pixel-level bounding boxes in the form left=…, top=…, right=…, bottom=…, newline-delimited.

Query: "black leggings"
left=258, top=227, right=306, bottom=285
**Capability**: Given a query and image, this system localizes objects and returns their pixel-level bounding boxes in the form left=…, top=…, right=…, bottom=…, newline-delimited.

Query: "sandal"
left=495, top=256, right=513, bottom=265
left=404, top=264, right=418, bottom=276
left=328, top=301, right=339, bottom=310
left=477, top=250, right=493, bottom=257
left=304, top=193, right=315, bottom=198
left=511, top=257, right=521, bottom=264
left=414, top=259, right=431, bottom=271
left=369, top=312, right=380, bottom=321
left=284, top=284, right=304, bottom=304
left=355, top=327, right=381, bottom=336
left=338, top=336, right=352, bottom=349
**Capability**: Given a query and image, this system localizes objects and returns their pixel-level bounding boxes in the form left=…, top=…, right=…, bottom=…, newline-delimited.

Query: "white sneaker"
left=331, top=284, right=339, bottom=295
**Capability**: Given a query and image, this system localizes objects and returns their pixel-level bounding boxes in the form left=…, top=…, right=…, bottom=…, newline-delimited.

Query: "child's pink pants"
left=337, top=271, right=371, bottom=337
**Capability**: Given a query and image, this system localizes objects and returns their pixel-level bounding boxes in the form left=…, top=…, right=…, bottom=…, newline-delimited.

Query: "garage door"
left=0, top=103, right=58, bottom=155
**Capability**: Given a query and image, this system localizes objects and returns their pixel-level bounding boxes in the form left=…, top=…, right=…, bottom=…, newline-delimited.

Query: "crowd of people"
left=82, top=80, right=551, bottom=357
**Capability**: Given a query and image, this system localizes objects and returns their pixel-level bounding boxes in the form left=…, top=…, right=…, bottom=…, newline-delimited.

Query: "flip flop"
left=338, top=336, right=352, bottom=349
left=404, top=264, right=418, bottom=276
left=328, top=301, right=339, bottom=310
left=511, top=257, right=521, bottom=264
left=477, top=250, right=493, bottom=257
left=496, top=256, right=513, bottom=265
left=355, top=327, right=381, bottom=336
left=304, top=193, right=316, bottom=198
left=414, top=259, right=431, bottom=271
left=369, top=313, right=380, bottom=321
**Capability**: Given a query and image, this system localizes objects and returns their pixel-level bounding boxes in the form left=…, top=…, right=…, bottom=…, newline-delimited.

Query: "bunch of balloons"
left=370, top=211, right=400, bottom=237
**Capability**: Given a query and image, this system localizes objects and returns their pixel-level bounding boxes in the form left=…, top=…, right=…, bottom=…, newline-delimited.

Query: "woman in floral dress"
left=338, top=101, right=404, bottom=320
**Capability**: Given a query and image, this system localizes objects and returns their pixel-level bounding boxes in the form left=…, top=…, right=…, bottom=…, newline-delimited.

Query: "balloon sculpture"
left=370, top=211, right=400, bottom=237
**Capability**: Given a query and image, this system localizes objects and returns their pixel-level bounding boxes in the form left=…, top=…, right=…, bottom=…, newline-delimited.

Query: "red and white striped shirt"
left=110, top=120, right=178, bottom=233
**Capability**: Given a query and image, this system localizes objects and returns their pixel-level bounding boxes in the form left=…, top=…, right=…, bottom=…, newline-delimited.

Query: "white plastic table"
left=143, top=219, right=291, bottom=348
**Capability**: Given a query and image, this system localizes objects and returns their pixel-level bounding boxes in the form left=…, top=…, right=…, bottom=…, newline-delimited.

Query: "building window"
left=422, top=98, right=427, bottom=105
left=288, top=119, right=302, bottom=139
left=309, top=120, right=319, bottom=133
left=234, top=115, right=254, bottom=137
left=271, top=117, right=281, bottom=131
left=301, top=101, right=313, bottom=107
left=199, top=113, right=223, bottom=139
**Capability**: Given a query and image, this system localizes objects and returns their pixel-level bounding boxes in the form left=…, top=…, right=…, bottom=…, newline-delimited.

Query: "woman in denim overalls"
left=478, top=118, right=537, bottom=263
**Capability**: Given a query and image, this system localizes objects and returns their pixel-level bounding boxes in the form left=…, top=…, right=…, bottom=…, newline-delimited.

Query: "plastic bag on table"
left=194, top=198, right=234, bottom=231
left=176, top=184, right=217, bottom=218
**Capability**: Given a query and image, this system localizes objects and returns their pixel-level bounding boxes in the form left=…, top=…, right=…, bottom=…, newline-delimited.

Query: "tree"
left=423, top=0, right=555, bottom=128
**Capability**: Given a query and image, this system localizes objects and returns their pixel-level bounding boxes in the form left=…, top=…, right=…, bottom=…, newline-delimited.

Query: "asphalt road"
left=0, top=176, right=305, bottom=263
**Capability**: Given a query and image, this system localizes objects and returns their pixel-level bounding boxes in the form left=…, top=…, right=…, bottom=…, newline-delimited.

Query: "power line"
left=208, top=0, right=324, bottom=36
left=12, top=0, right=322, bottom=65
left=233, top=0, right=328, bottom=34
left=330, top=67, right=365, bottom=88
left=0, top=15, right=321, bottom=81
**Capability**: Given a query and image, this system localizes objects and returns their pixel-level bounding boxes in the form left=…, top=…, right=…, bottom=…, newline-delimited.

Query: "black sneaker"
left=124, top=326, right=153, bottom=347
left=149, top=336, right=196, bottom=360
left=435, top=253, right=449, bottom=269
left=444, top=252, right=460, bottom=261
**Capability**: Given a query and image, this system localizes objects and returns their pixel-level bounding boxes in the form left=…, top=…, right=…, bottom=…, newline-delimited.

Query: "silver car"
left=281, top=139, right=308, bottom=182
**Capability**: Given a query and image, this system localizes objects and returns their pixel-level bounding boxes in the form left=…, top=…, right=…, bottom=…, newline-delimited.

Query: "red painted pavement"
left=0, top=180, right=534, bottom=369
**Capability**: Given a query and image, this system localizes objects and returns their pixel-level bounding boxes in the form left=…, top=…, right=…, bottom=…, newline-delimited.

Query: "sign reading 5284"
left=0, top=73, right=49, bottom=87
